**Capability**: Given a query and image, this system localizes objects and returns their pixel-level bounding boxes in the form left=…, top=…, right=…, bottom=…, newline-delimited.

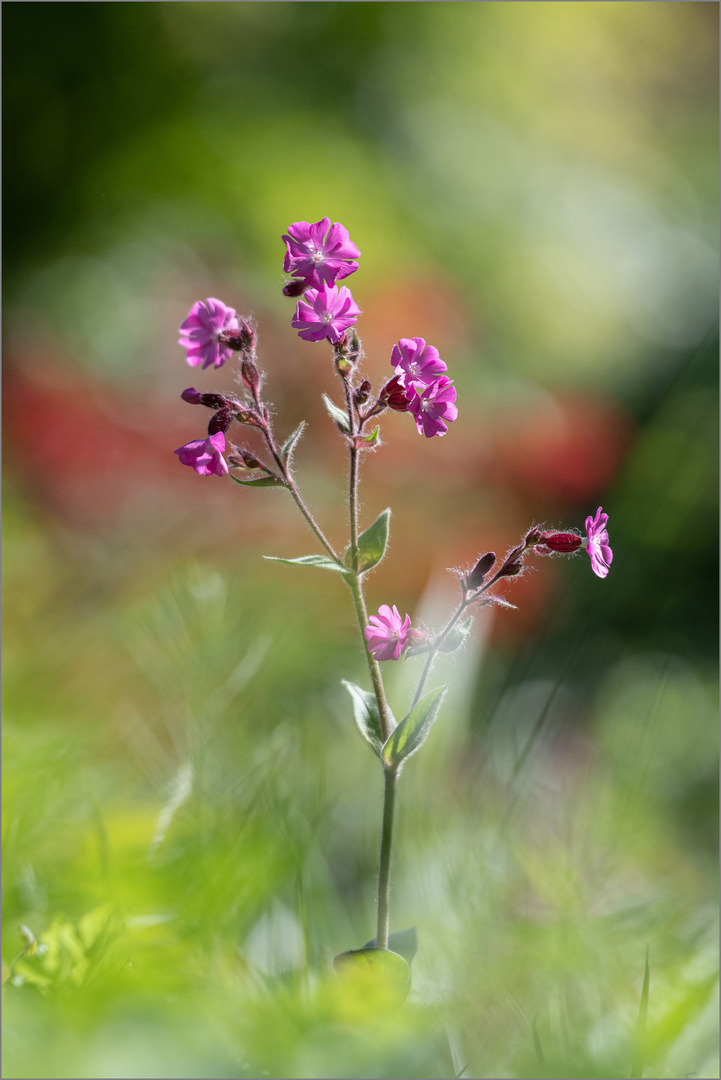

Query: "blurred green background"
left=3, top=3, right=718, bottom=1077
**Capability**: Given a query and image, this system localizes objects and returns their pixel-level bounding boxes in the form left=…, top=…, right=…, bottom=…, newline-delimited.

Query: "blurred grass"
left=3, top=3, right=718, bottom=1077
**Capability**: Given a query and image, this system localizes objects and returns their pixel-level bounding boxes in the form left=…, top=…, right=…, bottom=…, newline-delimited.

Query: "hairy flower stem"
left=341, top=367, right=398, bottom=948
left=348, top=576, right=394, bottom=743
left=259, top=424, right=341, bottom=563
left=376, top=767, right=398, bottom=950
left=410, top=598, right=469, bottom=710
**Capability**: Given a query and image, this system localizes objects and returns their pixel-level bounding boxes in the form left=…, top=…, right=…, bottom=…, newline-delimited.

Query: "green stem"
left=376, top=767, right=397, bottom=950
left=286, top=477, right=340, bottom=563
left=410, top=598, right=468, bottom=710
left=260, top=424, right=341, bottom=563
left=349, top=576, right=394, bottom=744
left=339, top=368, right=398, bottom=948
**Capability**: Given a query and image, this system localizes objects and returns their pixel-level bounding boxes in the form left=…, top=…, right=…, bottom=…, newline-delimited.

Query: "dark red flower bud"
left=239, top=319, right=256, bottom=353
left=354, top=380, right=372, bottom=407
left=241, top=357, right=260, bottom=396
left=539, top=531, right=583, bottom=553
left=282, top=279, right=307, bottom=298
left=204, top=392, right=233, bottom=410
left=466, top=552, right=496, bottom=590
left=229, top=447, right=263, bottom=468
left=208, top=408, right=235, bottom=436
left=380, top=375, right=410, bottom=412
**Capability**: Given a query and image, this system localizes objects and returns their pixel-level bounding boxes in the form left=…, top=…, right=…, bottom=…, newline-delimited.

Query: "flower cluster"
left=283, top=218, right=362, bottom=344
left=388, top=338, right=458, bottom=439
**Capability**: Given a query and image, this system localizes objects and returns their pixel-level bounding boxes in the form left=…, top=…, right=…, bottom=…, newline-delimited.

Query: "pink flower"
left=364, top=604, right=413, bottom=662
left=178, top=298, right=239, bottom=370
left=291, top=284, right=360, bottom=344
left=283, top=218, right=361, bottom=288
left=407, top=376, right=458, bottom=438
left=174, top=431, right=229, bottom=477
left=584, top=507, right=613, bottom=578
left=391, top=338, right=447, bottom=388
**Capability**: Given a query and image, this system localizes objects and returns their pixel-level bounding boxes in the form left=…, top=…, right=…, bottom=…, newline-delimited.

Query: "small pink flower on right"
left=364, top=604, right=412, bottom=661
left=584, top=506, right=613, bottom=579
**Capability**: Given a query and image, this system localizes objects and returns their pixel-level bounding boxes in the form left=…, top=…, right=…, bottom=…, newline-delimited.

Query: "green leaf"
left=361, top=425, right=380, bottom=446
left=322, top=393, right=351, bottom=433
left=342, top=680, right=395, bottom=756
left=280, top=421, right=306, bottom=465
left=264, top=554, right=349, bottom=576
left=362, top=927, right=417, bottom=966
left=382, top=686, right=446, bottom=768
left=333, top=947, right=410, bottom=1002
left=438, top=616, right=473, bottom=653
left=345, top=508, right=391, bottom=572
left=630, top=947, right=650, bottom=1079
left=230, top=474, right=286, bottom=488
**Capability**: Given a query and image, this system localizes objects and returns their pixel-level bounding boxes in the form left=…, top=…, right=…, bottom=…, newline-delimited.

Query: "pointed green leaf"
left=280, top=421, right=307, bottom=465
left=230, top=474, right=286, bottom=488
left=382, top=685, right=446, bottom=768
left=630, top=947, right=650, bottom=1079
left=362, top=425, right=381, bottom=446
left=342, top=680, right=395, bottom=756
left=322, top=393, right=351, bottom=433
left=350, top=508, right=391, bottom=573
left=264, top=554, right=349, bottom=576
left=438, top=616, right=473, bottom=653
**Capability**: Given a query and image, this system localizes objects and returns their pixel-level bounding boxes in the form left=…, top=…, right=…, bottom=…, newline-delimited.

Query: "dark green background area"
left=3, top=4, right=718, bottom=1078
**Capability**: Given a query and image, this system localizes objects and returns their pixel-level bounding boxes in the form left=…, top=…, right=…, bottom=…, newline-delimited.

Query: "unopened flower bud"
left=218, top=330, right=245, bottom=350
left=539, top=531, right=583, bottom=553
left=348, top=330, right=361, bottom=360
left=183, top=387, right=236, bottom=410
left=497, top=544, right=525, bottom=577
left=239, top=319, right=256, bottom=353
left=282, top=279, right=307, bottom=298
left=181, top=387, right=204, bottom=405
left=466, top=552, right=496, bottom=590
left=380, top=375, right=410, bottom=412
left=335, top=354, right=353, bottom=377
left=208, top=408, right=236, bottom=436
left=229, top=447, right=264, bottom=469
left=234, top=407, right=263, bottom=427
left=219, top=318, right=256, bottom=354
left=354, top=380, right=372, bottom=406
left=524, top=528, right=543, bottom=546
left=241, top=357, right=260, bottom=395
